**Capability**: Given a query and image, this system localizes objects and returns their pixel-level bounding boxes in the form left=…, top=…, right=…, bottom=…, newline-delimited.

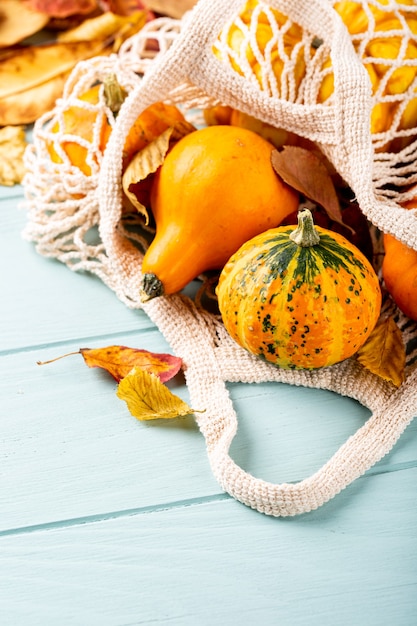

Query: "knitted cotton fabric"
left=23, top=0, right=417, bottom=516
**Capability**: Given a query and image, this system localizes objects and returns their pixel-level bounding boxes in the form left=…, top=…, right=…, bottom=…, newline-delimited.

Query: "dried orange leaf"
left=117, top=368, right=196, bottom=421
left=271, top=146, right=343, bottom=223
left=0, top=126, right=27, bottom=186
left=37, top=345, right=182, bottom=382
left=80, top=345, right=182, bottom=382
left=356, top=317, right=406, bottom=388
left=122, top=127, right=173, bottom=223
left=0, top=0, right=49, bottom=47
left=57, top=10, right=147, bottom=50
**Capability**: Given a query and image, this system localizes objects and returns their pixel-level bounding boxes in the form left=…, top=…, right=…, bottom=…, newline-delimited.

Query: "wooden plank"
left=0, top=469, right=416, bottom=625
left=2, top=334, right=416, bottom=532
left=227, top=380, right=417, bottom=482
left=0, top=196, right=152, bottom=351
left=0, top=333, right=215, bottom=532
left=0, top=193, right=207, bottom=352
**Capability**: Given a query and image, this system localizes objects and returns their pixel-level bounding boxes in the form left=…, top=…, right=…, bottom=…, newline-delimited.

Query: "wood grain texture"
left=0, top=194, right=148, bottom=352
left=1, top=175, right=416, bottom=625
left=1, top=472, right=416, bottom=626
left=8, top=338, right=416, bottom=531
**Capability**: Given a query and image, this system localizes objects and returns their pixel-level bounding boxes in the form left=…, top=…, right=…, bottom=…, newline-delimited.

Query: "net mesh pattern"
left=23, top=0, right=417, bottom=516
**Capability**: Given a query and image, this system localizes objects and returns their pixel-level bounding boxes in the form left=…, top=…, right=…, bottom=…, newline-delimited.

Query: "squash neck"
left=289, top=209, right=320, bottom=247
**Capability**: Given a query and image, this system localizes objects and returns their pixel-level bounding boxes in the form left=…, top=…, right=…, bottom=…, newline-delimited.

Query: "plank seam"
left=0, top=493, right=232, bottom=537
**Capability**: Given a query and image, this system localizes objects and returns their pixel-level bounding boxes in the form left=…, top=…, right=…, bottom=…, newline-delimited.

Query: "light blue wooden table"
left=1, top=173, right=416, bottom=625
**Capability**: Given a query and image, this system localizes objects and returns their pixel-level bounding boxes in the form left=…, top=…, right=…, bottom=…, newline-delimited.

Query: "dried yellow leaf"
left=0, top=41, right=106, bottom=101
left=117, top=367, right=197, bottom=421
left=0, top=126, right=27, bottom=186
left=122, top=127, right=174, bottom=223
left=0, top=40, right=107, bottom=125
left=356, top=316, right=406, bottom=388
left=144, top=0, right=197, bottom=19
left=0, top=0, right=49, bottom=48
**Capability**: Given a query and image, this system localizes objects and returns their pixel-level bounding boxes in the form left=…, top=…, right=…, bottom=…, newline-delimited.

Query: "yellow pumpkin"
left=214, top=0, right=417, bottom=149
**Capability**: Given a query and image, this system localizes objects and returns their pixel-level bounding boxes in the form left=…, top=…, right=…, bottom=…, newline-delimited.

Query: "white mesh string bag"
left=23, top=0, right=417, bottom=516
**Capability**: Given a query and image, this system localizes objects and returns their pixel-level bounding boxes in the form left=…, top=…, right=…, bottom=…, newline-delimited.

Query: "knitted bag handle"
left=140, top=294, right=417, bottom=517
left=93, top=0, right=417, bottom=516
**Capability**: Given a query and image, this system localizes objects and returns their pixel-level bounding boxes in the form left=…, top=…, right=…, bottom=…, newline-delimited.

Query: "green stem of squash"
left=103, top=73, right=127, bottom=114
left=289, top=208, right=321, bottom=247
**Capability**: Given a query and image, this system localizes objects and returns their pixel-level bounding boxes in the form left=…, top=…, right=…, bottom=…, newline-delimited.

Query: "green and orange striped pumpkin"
left=216, top=209, right=381, bottom=369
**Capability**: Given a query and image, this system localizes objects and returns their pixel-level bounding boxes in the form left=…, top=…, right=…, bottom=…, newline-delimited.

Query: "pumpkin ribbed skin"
left=217, top=211, right=381, bottom=369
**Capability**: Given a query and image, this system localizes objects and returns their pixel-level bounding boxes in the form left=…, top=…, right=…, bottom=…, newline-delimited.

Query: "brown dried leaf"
left=117, top=368, right=196, bottom=421
left=37, top=344, right=183, bottom=383
left=25, top=0, right=98, bottom=18
left=0, top=39, right=107, bottom=125
left=271, top=146, right=343, bottom=223
left=122, top=127, right=173, bottom=223
left=0, top=126, right=27, bottom=186
left=100, top=0, right=150, bottom=16
left=356, top=317, right=406, bottom=388
left=0, top=0, right=49, bottom=47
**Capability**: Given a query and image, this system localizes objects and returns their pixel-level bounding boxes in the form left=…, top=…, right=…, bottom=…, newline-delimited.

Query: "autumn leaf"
left=101, top=0, right=152, bottom=16
left=143, top=0, right=198, bottom=19
left=0, top=39, right=107, bottom=125
left=117, top=368, right=197, bottom=421
left=26, top=0, right=98, bottom=18
left=0, top=9, right=147, bottom=125
left=0, top=0, right=49, bottom=48
left=122, top=127, right=174, bottom=223
left=37, top=344, right=183, bottom=382
left=57, top=10, right=147, bottom=51
left=356, top=317, right=406, bottom=388
left=122, top=120, right=195, bottom=222
left=271, top=146, right=343, bottom=223
left=0, top=126, right=27, bottom=186
left=80, top=345, right=182, bottom=382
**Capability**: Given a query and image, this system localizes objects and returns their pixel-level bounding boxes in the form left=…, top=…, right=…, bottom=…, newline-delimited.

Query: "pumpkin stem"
left=140, top=273, right=165, bottom=302
left=289, top=208, right=321, bottom=247
left=103, top=73, right=127, bottom=114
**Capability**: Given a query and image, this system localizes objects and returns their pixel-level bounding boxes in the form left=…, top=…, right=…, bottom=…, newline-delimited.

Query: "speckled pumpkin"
left=216, top=209, right=382, bottom=369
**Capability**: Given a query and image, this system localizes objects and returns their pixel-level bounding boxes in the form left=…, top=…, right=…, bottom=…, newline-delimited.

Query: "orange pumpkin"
left=382, top=194, right=417, bottom=321
left=47, top=76, right=188, bottom=175
left=217, top=209, right=382, bottom=369
left=383, top=235, right=417, bottom=322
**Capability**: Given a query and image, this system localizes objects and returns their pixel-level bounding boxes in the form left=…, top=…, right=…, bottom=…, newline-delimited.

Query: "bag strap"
left=95, top=0, right=417, bottom=516
left=98, top=0, right=352, bottom=284
left=99, top=0, right=416, bottom=283
left=143, top=295, right=417, bottom=517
